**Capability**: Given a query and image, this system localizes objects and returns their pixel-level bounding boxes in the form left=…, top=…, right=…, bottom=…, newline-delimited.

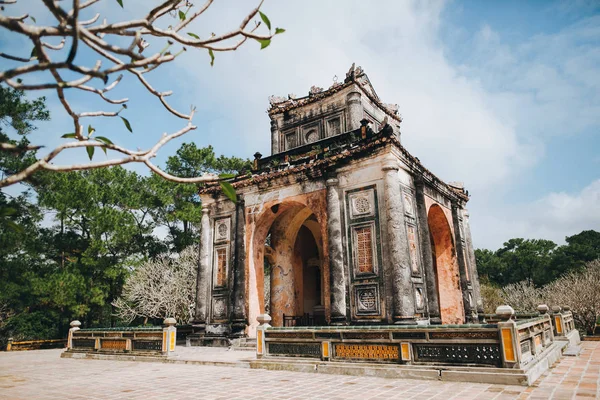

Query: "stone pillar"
left=451, top=203, right=477, bottom=323
left=162, top=318, right=177, bottom=355
left=270, top=118, right=280, bottom=155
left=326, top=177, right=347, bottom=324
left=230, top=197, right=247, bottom=336
left=345, top=90, right=362, bottom=131
left=194, top=206, right=211, bottom=326
left=414, top=179, right=441, bottom=324
left=382, top=163, right=415, bottom=324
left=463, top=210, right=484, bottom=316
left=496, top=305, right=521, bottom=368
left=256, top=314, right=271, bottom=359
left=67, top=320, right=81, bottom=350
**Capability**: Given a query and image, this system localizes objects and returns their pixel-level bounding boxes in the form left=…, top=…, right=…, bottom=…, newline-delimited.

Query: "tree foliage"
left=476, top=231, right=600, bottom=287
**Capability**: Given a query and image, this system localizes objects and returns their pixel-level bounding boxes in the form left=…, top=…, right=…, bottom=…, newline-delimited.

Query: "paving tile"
left=1, top=341, right=600, bottom=399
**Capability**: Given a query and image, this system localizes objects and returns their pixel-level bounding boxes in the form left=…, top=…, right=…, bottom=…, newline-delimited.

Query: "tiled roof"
left=200, top=126, right=469, bottom=203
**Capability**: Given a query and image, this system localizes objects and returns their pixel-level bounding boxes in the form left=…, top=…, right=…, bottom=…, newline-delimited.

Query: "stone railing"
left=255, top=306, right=560, bottom=370
left=6, top=338, right=67, bottom=351
left=66, top=318, right=177, bottom=356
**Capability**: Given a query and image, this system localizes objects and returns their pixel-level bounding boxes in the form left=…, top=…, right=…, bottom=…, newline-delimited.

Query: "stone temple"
left=192, top=64, right=484, bottom=341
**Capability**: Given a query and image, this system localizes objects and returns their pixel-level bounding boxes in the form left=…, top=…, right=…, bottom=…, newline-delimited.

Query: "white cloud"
left=474, top=179, right=600, bottom=248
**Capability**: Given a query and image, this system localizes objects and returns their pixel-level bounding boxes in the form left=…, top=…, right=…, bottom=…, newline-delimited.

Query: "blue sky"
left=1, top=0, right=599, bottom=249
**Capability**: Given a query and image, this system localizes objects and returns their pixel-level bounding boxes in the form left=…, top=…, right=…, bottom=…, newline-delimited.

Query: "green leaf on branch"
left=87, top=125, right=95, bottom=136
left=116, top=0, right=123, bottom=7
left=178, top=10, right=186, bottom=21
left=30, top=16, right=36, bottom=23
left=95, top=136, right=113, bottom=154
left=275, top=28, right=285, bottom=35
left=95, top=136, right=113, bottom=146
left=30, top=47, right=37, bottom=60
left=61, top=133, right=77, bottom=139
left=120, top=117, right=132, bottom=132
left=219, top=181, right=237, bottom=203
left=187, top=32, right=200, bottom=39
left=256, top=39, right=271, bottom=50
left=208, top=49, right=215, bottom=66
left=218, top=173, right=236, bottom=179
left=86, top=146, right=95, bottom=161
left=259, top=11, right=271, bottom=30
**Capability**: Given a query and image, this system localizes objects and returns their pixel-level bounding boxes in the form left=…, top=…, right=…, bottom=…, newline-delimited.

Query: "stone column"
left=463, top=209, right=484, bottom=316
left=345, top=90, right=362, bottom=131
left=326, top=177, right=347, bottom=324
left=414, top=179, right=441, bottom=324
left=230, top=197, right=247, bottom=336
left=451, top=203, right=476, bottom=323
left=194, top=206, right=211, bottom=326
left=382, top=163, right=415, bottom=324
left=270, top=117, right=280, bottom=155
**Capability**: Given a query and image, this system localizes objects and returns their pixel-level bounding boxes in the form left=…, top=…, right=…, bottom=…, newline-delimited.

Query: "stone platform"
left=2, top=342, right=600, bottom=399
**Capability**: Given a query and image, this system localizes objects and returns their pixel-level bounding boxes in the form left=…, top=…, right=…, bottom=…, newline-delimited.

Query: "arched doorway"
left=427, top=204, right=464, bottom=324
left=249, top=201, right=325, bottom=329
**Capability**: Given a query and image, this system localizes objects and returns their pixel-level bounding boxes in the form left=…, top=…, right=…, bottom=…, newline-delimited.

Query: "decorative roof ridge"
left=267, top=64, right=402, bottom=123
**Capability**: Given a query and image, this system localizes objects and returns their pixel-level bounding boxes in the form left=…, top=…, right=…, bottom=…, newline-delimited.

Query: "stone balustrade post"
left=496, top=305, right=521, bottom=368
left=551, top=306, right=566, bottom=337
left=67, top=320, right=81, bottom=350
left=162, top=318, right=177, bottom=355
left=256, top=314, right=271, bottom=359
left=194, top=206, right=211, bottom=327
left=326, top=178, right=347, bottom=324
left=383, top=163, right=415, bottom=324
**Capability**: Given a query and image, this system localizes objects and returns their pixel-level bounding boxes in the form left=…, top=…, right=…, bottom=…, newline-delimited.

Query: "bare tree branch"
left=0, top=0, right=282, bottom=186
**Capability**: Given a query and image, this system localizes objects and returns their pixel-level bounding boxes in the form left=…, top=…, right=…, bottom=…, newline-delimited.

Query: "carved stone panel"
left=334, top=344, right=399, bottom=361
left=406, top=224, right=421, bottom=275
left=348, top=190, right=375, bottom=219
left=213, top=245, right=229, bottom=288
left=414, top=344, right=501, bottom=366
left=326, top=117, right=342, bottom=136
left=414, top=286, right=425, bottom=311
left=351, top=222, right=378, bottom=277
left=403, top=191, right=415, bottom=216
left=354, top=284, right=381, bottom=316
left=268, top=343, right=321, bottom=358
left=214, top=217, right=230, bottom=243
left=212, top=296, right=227, bottom=320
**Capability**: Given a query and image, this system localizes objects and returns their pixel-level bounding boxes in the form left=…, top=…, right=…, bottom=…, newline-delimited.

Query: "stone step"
left=563, top=344, right=582, bottom=357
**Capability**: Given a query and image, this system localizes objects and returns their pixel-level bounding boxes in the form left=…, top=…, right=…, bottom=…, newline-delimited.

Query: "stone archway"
left=427, top=204, right=464, bottom=324
left=247, top=195, right=328, bottom=335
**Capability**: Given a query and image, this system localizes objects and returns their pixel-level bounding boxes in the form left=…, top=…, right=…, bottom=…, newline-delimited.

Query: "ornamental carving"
left=214, top=218, right=230, bottom=242
left=415, top=344, right=501, bottom=366
left=358, top=289, right=376, bottom=311
left=212, top=297, right=226, bottom=319
left=415, top=287, right=424, bottom=310
left=349, top=190, right=375, bottom=219
left=335, top=344, right=398, bottom=361
left=355, top=284, right=380, bottom=315
left=308, top=85, right=324, bottom=95
left=305, top=129, right=319, bottom=143
left=403, top=192, right=414, bottom=215
left=268, top=95, right=286, bottom=106
left=269, top=343, right=321, bottom=358
left=407, top=225, right=420, bottom=274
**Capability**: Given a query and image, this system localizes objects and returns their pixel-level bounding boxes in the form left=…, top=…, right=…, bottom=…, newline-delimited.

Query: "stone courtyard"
left=1, top=341, right=599, bottom=400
